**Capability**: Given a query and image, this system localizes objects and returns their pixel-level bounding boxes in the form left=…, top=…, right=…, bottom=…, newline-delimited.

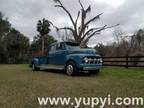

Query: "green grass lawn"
left=0, top=64, right=144, bottom=108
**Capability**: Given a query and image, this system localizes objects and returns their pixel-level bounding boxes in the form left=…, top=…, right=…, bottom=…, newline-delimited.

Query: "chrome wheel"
left=66, top=64, right=74, bottom=76
left=32, top=64, right=35, bottom=71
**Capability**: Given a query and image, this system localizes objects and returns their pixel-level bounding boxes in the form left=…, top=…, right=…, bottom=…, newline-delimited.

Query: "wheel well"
left=66, top=59, right=77, bottom=67
left=32, top=58, right=39, bottom=65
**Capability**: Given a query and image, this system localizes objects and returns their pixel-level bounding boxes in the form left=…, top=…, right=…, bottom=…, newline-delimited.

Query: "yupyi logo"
left=37, top=94, right=144, bottom=108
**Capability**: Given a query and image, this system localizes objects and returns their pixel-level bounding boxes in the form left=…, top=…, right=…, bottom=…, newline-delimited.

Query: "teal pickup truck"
left=31, top=42, right=102, bottom=76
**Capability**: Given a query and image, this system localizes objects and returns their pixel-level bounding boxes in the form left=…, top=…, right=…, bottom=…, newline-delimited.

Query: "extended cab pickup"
left=31, top=42, right=102, bottom=76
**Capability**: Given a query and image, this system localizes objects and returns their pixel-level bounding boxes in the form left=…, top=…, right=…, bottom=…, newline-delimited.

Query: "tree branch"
left=75, top=11, right=80, bottom=25
left=58, top=27, right=74, bottom=33
left=81, top=25, right=106, bottom=41
left=78, top=0, right=84, bottom=10
left=47, top=20, right=58, bottom=29
left=81, top=24, right=119, bottom=42
left=83, top=25, right=107, bottom=38
left=85, top=13, right=103, bottom=26
left=55, top=1, right=79, bottom=38
left=55, top=1, right=75, bottom=27
left=79, top=13, right=103, bottom=38
left=57, top=27, right=77, bottom=40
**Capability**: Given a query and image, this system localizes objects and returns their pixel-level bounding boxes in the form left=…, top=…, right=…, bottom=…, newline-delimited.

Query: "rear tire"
left=65, top=61, right=77, bottom=76
left=32, top=64, right=40, bottom=71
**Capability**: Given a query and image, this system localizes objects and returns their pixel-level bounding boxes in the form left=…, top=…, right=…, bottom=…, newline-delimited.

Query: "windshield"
left=66, top=42, right=80, bottom=49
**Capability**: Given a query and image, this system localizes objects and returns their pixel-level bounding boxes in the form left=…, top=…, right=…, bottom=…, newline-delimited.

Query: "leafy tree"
left=30, top=34, right=57, bottom=55
left=0, top=43, right=8, bottom=63
left=0, top=12, right=11, bottom=63
left=4, top=28, right=30, bottom=63
left=37, top=18, right=51, bottom=55
left=0, top=12, right=11, bottom=40
left=52, top=0, right=119, bottom=47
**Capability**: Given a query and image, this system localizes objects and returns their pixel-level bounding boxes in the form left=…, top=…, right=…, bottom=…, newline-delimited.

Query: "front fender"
left=66, top=54, right=83, bottom=67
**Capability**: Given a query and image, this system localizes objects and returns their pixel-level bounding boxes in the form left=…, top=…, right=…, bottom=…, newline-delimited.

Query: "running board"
left=38, top=64, right=64, bottom=70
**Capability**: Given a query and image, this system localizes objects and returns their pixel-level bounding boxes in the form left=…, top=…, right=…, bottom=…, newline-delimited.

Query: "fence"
left=102, top=55, right=144, bottom=68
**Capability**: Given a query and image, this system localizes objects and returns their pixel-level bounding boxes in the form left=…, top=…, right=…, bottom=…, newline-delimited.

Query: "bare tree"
left=52, top=0, right=119, bottom=47
left=113, top=29, right=133, bottom=56
left=134, top=29, right=144, bottom=51
left=113, top=29, right=124, bottom=46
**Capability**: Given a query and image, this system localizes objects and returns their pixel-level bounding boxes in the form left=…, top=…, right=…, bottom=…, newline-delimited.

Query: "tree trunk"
left=42, top=36, right=44, bottom=56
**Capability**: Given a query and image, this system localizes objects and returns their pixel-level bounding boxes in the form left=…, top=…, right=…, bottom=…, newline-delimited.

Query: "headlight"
left=83, top=57, right=89, bottom=63
left=99, top=58, right=103, bottom=63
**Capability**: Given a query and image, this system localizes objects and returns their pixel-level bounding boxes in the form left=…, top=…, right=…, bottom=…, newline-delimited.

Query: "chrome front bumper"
left=83, top=67, right=101, bottom=70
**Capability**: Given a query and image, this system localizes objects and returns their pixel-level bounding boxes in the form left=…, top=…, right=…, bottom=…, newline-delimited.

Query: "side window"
left=56, top=43, right=65, bottom=50
left=50, top=45, right=56, bottom=52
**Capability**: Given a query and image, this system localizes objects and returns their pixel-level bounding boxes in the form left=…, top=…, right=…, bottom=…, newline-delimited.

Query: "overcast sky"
left=0, top=0, right=144, bottom=46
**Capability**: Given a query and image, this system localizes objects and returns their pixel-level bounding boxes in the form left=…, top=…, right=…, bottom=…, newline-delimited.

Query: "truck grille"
left=83, top=56, right=102, bottom=64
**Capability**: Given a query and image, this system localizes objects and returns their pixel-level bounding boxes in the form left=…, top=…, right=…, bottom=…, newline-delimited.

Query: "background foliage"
left=0, top=12, right=56, bottom=63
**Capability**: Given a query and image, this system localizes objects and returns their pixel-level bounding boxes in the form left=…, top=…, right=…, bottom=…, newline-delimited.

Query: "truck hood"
left=67, top=48, right=98, bottom=55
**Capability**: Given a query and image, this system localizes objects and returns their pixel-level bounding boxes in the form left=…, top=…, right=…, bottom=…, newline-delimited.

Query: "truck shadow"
left=40, top=69, right=64, bottom=74
left=39, top=69, right=98, bottom=77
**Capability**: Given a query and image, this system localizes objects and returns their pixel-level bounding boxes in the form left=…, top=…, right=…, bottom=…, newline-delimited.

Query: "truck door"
left=54, top=42, right=66, bottom=65
left=48, top=44, right=56, bottom=65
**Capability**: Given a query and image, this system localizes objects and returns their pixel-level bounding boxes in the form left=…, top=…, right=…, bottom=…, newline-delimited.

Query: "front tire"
left=65, top=61, right=77, bottom=76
